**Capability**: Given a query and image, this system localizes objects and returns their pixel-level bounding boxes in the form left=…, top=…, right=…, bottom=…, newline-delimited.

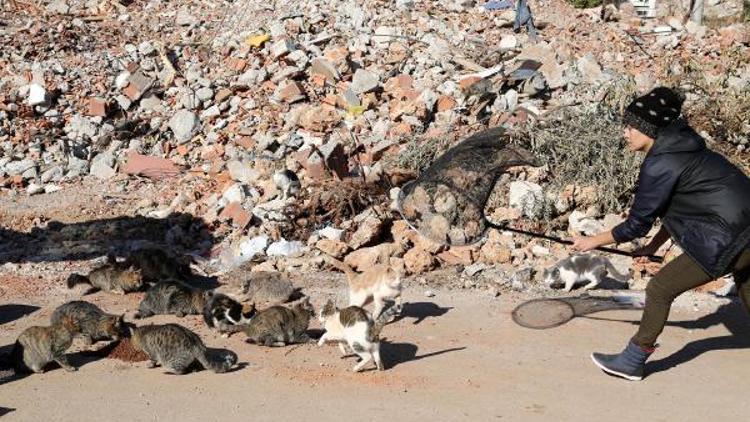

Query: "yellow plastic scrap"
left=246, top=34, right=271, bottom=48
left=346, top=105, right=366, bottom=117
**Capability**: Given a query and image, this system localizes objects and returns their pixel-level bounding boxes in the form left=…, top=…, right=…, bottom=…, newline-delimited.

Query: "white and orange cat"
left=324, top=256, right=403, bottom=319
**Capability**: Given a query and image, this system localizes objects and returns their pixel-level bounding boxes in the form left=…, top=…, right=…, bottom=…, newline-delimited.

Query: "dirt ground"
left=2, top=183, right=750, bottom=421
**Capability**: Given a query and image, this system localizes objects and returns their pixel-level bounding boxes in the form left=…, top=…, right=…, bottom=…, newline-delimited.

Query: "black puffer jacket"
left=612, top=119, right=750, bottom=278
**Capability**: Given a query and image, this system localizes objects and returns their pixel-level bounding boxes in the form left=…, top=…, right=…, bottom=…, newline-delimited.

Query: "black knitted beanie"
left=623, top=87, right=685, bottom=139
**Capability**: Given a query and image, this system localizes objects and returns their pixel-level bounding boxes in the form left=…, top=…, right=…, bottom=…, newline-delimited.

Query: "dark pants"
left=632, top=249, right=750, bottom=348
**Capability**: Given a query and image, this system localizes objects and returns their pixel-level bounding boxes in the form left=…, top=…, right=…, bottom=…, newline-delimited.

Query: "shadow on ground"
left=0, top=212, right=214, bottom=265
left=0, top=305, right=40, bottom=325
left=394, top=302, right=453, bottom=325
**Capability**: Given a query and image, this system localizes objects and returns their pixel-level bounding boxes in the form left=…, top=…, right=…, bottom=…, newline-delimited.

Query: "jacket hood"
left=650, top=118, right=706, bottom=156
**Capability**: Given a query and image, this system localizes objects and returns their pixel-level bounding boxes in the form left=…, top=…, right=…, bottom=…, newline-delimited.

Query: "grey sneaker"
left=591, top=341, right=654, bottom=381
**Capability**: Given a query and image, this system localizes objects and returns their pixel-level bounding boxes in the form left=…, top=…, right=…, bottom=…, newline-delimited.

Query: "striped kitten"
left=243, top=297, right=314, bottom=347
left=135, top=280, right=207, bottom=319
left=9, top=317, right=77, bottom=373
left=129, top=323, right=237, bottom=374
left=51, top=301, right=124, bottom=345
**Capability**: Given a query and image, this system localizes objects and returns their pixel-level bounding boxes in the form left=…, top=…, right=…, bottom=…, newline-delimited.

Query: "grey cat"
left=236, top=271, right=298, bottom=306
left=51, top=301, right=124, bottom=345
left=243, top=297, right=314, bottom=347
left=135, top=280, right=207, bottom=319
left=203, top=291, right=256, bottom=336
left=129, top=323, right=237, bottom=374
left=543, top=253, right=631, bottom=292
left=9, top=317, right=77, bottom=373
left=67, top=262, right=143, bottom=294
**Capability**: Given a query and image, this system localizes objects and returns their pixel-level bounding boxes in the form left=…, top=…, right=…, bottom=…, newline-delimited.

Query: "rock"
left=518, top=43, right=566, bottom=89
left=315, top=239, right=349, bottom=258
left=351, top=69, right=379, bottom=94
left=310, top=57, right=340, bottom=81
left=685, top=21, right=707, bottom=38
left=27, top=83, right=46, bottom=106
left=318, top=226, right=345, bottom=241
left=238, top=235, right=269, bottom=259
left=90, top=154, right=117, bottom=180
left=196, top=87, right=214, bottom=102
left=511, top=267, right=533, bottom=291
left=26, top=182, right=45, bottom=195
left=348, top=208, right=385, bottom=250
left=480, top=243, right=512, bottom=265
left=122, top=71, right=153, bottom=101
left=531, top=245, right=550, bottom=257
left=464, top=263, right=488, bottom=277
left=267, top=239, right=304, bottom=257
left=438, top=246, right=477, bottom=266
left=424, top=290, right=435, bottom=298
left=298, top=104, right=340, bottom=132
left=508, top=181, right=544, bottom=218
left=271, top=38, right=296, bottom=59
left=222, top=183, right=246, bottom=203
left=4, top=159, right=35, bottom=176
left=499, top=35, right=518, bottom=50
left=577, top=53, right=604, bottom=85
left=273, top=80, right=306, bottom=103
left=404, top=247, right=436, bottom=274
left=667, top=17, right=684, bottom=31
left=200, top=105, right=221, bottom=119
left=169, top=110, right=199, bottom=143
left=568, top=210, right=605, bottom=236
left=227, top=160, right=260, bottom=184
left=66, top=115, right=98, bottom=139
left=41, top=166, right=63, bottom=183
left=396, top=0, right=414, bottom=9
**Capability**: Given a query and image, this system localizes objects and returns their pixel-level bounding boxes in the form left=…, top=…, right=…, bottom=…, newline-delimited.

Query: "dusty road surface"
left=2, top=183, right=750, bottom=421
left=2, top=285, right=749, bottom=422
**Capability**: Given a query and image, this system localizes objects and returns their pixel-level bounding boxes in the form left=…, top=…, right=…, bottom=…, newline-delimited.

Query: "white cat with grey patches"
left=543, top=254, right=631, bottom=292
left=317, top=300, right=399, bottom=372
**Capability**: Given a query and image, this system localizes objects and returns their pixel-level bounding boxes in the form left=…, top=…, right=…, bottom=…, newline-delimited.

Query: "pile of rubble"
left=0, top=0, right=747, bottom=292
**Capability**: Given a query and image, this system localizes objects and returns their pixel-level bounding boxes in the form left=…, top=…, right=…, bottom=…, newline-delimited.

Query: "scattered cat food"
left=104, top=338, right=149, bottom=362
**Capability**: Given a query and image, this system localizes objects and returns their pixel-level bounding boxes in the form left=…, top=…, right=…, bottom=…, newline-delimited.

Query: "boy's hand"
left=570, top=236, right=600, bottom=252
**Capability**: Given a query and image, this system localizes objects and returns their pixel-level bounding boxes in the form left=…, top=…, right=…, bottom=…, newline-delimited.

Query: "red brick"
left=219, top=201, right=252, bottom=229
left=122, top=151, right=180, bottom=179
left=436, top=95, right=457, bottom=112
left=87, top=97, right=107, bottom=117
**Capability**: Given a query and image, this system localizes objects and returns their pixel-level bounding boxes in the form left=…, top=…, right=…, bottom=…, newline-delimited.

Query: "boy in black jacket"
left=570, top=87, right=750, bottom=380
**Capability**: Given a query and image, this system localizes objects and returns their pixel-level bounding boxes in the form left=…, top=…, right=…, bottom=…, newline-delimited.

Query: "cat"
left=243, top=297, right=314, bottom=347
left=51, top=301, right=124, bottom=346
left=273, top=169, right=301, bottom=200
left=67, top=262, right=143, bottom=294
left=543, top=253, right=631, bottom=292
left=135, top=280, right=207, bottom=319
left=120, top=248, right=192, bottom=283
left=202, top=291, right=256, bottom=337
left=235, top=271, right=299, bottom=306
left=9, top=316, right=77, bottom=373
left=317, top=300, right=400, bottom=372
left=324, top=256, right=403, bottom=319
left=128, top=323, right=237, bottom=374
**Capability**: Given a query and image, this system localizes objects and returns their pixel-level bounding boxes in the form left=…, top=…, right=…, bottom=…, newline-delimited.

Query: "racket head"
left=511, top=298, right=576, bottom=329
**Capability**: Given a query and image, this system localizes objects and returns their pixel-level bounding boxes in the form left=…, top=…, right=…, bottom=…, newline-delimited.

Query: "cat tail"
left=66, top=273, right=91, bottom=289
left=197, top=348, right=237, bottom=373
left=368, top=303, right=399, bottom=342
left=323, top=255, right=356, bottom=282
left=605, top=260, right=631, bottom=282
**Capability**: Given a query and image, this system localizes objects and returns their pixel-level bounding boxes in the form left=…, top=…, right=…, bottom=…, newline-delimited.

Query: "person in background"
left=570, top=86, right=750, bottom=381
